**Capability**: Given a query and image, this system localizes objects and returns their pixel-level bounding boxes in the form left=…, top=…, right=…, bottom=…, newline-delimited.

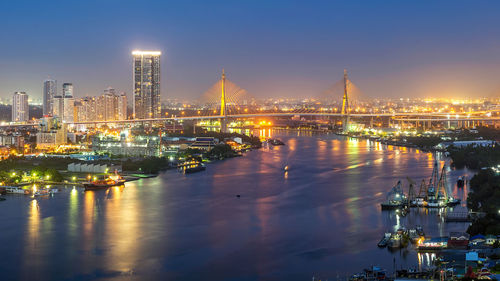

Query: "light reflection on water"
left=0, top=131, right=472, bottom=281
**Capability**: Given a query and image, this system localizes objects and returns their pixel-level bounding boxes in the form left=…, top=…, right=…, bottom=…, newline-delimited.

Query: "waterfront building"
left=43, top=79, right=56, bottom=116
left=132, top=50, right=161, bottom=119
left=12, top=91, right=29, bottom=122
left=36, top=116, right=67, bottom=149
left=189, top=137, right=218, bottom=151
left=92, top=132, right=161, bottom=157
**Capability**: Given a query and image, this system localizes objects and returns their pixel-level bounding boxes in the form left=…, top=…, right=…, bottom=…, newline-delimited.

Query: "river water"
left=0, top=132, right=473, bottom=281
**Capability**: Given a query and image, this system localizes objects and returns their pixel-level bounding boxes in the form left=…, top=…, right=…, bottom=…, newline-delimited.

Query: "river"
left=0, top=131, right=473, bottom=280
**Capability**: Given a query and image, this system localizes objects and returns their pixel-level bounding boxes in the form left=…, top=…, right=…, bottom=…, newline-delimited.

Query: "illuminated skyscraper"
left=43, top=79, right=56, bottom=116
left=117, top=92, right=127, bottom=120
left=12, top=91, right=29, bottom=122
left=62, top=83, right=75, bottom=123
left=132, top=50, right=161, bottom=119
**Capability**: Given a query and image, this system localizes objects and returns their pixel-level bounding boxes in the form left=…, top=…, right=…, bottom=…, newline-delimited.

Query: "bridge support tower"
left=220, top=69, right=228, bottom=133
left=341, top=69, right=350, bottom=133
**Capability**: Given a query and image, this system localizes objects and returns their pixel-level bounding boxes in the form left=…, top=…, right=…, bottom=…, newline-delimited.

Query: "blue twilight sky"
left=1, top=0, right=500, bottom=101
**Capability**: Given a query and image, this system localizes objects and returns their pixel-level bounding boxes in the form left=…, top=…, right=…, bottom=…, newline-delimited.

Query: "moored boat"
left=4, top=186, right=30, bottom=195
left=377, top=232, right=392, bottom=247
left=381, top=180, right=407, bottom=210
left=184, top=163, right=206, bottom=174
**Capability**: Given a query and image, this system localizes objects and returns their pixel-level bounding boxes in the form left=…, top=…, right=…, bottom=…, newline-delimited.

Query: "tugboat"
left=84, top=173, right=125, bottom=191
left=84, top=178, right=119, bottom=190
left=381, top=180, right=407, bottom=210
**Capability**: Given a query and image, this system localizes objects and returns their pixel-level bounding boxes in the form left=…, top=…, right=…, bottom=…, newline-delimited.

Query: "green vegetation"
left=205, top=144, right=238, bottom=159
left=448, top=145, right=500, bottom=169
left=121, top=157, right=171, bottom=174
left=403, top=136, right=443, bottom=149
left=466, top=169, right=500, bottom=236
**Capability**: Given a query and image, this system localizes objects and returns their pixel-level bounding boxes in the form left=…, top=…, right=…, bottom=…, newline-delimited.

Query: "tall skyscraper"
left=12, top=92, right=29, bottom=122
left=43, top=79, right=56, bottom=116
left=132, top=50, right=161, bottom=119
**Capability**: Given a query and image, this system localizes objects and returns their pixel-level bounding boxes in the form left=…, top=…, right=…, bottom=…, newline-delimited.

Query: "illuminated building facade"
left=132, top=50, right=161, bottom=119
left=92, top=132, right=160, bottom=157
left=36, top=116, right=67, bottom=149
left=74, top=88, right=127, bottom=122
left=62, top=83, right=75, bottom=123
left=12, top=92, right=29, bottom=122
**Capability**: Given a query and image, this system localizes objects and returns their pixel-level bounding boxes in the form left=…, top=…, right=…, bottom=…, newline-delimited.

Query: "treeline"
left=466, top=169, right=500, bottom=235
left=403, top=136, right=442, bottom=149
left=121, top=157, right=171, bottom=174
left=448, top=145, right=500, bottom=169
left=180, top=144, right=239, bottom=161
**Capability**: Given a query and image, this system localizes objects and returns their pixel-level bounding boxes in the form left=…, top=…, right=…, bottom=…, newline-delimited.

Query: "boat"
left=457, top=176, right=465, bottom=188
left=184, top=163, right=206, bottom=174
left=108, top=171, right=126, bottom=184
left=378, top=232, right=392, bottom=247
left=4, top=186, right=30, bottom=195
left=408, top=229, right=422, bottom=243
left=0, top=197, right=5, bottom=201
left=387, top=234, right=402, bottom=249
left=381, top=180, right=407, bottom=210
left=84, top=179, right=120, bottom=190
left=283, top=165, right=289, bottom=172
left=268, top=138, right=285, bottom=146
left=34, top=189, right=50, bottom=196
left=446, top=197, right=461, bottom=206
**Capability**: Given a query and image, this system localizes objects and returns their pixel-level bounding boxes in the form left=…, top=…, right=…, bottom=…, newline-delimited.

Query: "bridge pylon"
left=220, top=69, right=228, bottom=133
left=341, top=69, right=350, bottom=132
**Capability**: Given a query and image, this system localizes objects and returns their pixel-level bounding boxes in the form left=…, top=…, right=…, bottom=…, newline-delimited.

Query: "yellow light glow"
left=132, top=50, right=161, bottom=56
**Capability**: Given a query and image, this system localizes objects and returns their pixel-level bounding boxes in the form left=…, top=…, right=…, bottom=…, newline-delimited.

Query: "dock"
left=445, top=212, right=471, bottom=222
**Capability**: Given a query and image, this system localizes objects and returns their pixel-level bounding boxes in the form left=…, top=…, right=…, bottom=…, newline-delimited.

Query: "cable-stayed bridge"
left=3, top=70, right=500, bottom=130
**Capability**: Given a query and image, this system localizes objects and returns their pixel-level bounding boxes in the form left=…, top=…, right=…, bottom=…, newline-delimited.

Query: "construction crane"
left=406, top=176, right=417, bottom=205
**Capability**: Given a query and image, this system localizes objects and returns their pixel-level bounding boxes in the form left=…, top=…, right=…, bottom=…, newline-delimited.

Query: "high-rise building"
left=117, top=93, right=127, bottom=120
left=52, top=95, right=64, bottom=119
left=62, top=83, right=74, bottom=123
left=12, top=92, right=29, bottom=122
left=62, top=83, right=73, bottom=98
left=132, top=50, right=161, bottom=119
left=43, top=79, right=56, bottom=116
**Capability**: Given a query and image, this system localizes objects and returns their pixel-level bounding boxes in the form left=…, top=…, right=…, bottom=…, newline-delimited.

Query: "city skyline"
left=1, top=0, right=500, bottom=101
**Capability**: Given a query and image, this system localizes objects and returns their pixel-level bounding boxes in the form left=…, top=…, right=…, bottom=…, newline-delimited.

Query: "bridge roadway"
left=1, top=112, right=499, bottom=127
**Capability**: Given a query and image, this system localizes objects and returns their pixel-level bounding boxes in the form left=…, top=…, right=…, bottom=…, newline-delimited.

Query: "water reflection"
left=2, top=131, right=472, bottom=281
